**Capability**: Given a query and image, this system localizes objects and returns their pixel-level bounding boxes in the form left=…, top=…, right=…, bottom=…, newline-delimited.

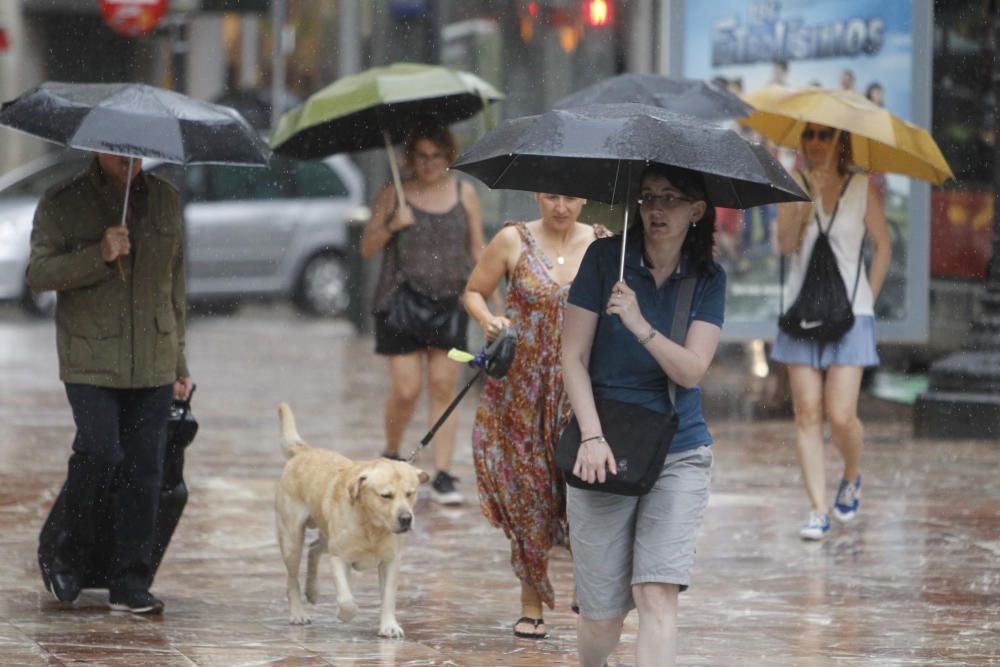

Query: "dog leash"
left=404, top=328, right=517, bottom=464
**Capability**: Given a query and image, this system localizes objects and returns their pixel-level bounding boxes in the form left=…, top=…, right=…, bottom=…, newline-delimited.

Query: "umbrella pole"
left=382, top=129, right=407, bottom=213
left=115, top=156, right=135, bottom=281
left=618, top=161, right=632, bottom=282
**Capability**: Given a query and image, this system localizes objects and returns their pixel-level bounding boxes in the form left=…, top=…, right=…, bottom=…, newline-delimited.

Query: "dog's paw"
left=378, top=620, right=405, bottom=639
left=336, top=599, right=358, bottom=622
left=288, top=612, right=312, bottom=625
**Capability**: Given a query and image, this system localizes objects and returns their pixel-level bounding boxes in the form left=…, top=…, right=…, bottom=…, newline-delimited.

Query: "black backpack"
left=778, top=173, right=864, bottom=343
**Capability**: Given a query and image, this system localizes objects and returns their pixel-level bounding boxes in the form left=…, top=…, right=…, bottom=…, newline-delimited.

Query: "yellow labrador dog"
left=275, top=403, right=428, bottom=637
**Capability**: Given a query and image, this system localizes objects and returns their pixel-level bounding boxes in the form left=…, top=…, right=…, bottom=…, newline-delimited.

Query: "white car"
left=0, top=152, right=369, bottom=317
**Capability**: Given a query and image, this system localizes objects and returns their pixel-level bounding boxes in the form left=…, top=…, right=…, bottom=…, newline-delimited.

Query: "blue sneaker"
left=799, top=510, right=831, bottom=541
left=833, top=476, right=861, bottom=523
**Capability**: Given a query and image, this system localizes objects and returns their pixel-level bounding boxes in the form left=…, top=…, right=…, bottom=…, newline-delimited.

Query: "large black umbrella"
left=451, top=103, right=807, bottom=208
left=0, top=81, right=271, bottom=277
left=452, top=103, right=807, bottom=281
left=553, top=74, right=752, bottom=122
left=0, top=81, right=271, bottom=166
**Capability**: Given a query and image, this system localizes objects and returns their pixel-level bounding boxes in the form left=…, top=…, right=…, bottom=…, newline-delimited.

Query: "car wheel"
left=294, top=251, right=350, bottom=317
left=20, top=284, right=56, bottom=318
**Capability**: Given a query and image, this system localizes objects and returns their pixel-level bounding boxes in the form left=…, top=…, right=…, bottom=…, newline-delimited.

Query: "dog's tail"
left=278, top=403, right=307, bottom=459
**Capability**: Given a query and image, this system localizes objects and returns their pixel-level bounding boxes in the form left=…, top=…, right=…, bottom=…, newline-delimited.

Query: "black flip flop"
left=513, top=616, right=548, bottom=639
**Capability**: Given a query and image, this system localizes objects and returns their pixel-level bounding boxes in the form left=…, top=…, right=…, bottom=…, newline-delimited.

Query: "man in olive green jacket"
left=28, top=153, right=193, bottom=615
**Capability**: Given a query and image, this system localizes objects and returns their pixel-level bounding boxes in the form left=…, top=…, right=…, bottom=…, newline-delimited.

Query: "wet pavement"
left=0, top=304, right=998, bottom=666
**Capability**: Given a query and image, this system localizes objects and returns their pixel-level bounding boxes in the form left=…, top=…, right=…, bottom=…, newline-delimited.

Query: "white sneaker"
left=430, top=471, right=463, bottom=505
left=799, top=510, right=831, bottom=541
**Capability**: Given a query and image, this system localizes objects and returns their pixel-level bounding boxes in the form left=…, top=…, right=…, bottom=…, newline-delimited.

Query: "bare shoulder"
left=458, top=178, right=479, bottom=202
left=491, top=223, right=521, bottom=253
left=375, top=182, right=397, bottom=203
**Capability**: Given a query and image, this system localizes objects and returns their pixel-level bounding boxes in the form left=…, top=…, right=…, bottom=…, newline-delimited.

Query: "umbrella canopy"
left=0, top=81, right=271, bottom=166
left=740, top=84, right=953, bottom=185
left=554, top=73, right=752, bottom=122
left=451, top=103, right=808, bottom=209
left=269, top=62, right=505, bottom=160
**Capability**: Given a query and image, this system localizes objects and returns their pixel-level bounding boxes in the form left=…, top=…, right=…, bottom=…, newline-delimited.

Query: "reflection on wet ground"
left=0, top=306, right=997, bottom=666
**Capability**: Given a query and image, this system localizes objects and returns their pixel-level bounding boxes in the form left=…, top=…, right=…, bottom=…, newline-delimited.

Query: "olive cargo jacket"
left=26, top=159, right=189, bottom=388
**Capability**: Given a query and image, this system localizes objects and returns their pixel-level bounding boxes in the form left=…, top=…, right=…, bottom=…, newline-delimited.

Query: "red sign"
left=930, top=189, right=993, bottom=281
left=99, top=0, right=169, bottom=38
left=0, top=28, right=9, bottom=52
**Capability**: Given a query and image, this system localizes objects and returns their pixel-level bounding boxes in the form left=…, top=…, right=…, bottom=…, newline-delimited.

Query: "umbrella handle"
left=382, top=129, right=406, bottom=213
left=115, top=156, right=136, bottom=282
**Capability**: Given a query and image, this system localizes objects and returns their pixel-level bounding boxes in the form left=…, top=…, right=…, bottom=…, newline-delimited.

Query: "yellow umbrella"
left=740, top=84, right=953, bottom=185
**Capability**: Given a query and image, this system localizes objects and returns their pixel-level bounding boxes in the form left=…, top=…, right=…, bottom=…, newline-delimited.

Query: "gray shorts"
left=567, top=445, right=713, bottom=620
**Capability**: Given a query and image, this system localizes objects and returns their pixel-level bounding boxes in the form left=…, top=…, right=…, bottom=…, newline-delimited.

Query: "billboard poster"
left=681, top=0, right=917, bottom=338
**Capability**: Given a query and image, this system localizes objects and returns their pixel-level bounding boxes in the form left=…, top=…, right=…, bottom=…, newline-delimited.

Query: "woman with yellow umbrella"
left=742, top=85, right=952, bottom=541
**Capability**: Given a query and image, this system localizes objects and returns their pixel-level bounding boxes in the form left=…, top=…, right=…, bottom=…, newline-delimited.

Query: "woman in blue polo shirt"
left=561, top=164, right=725, bottom=667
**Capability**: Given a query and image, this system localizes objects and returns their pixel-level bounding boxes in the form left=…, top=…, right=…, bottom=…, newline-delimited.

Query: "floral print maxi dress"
left=471, top=220, right=606, bottom=609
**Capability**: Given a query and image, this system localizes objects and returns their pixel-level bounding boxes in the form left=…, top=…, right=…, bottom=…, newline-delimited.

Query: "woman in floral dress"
left=463, top=194, right=608, bottom=639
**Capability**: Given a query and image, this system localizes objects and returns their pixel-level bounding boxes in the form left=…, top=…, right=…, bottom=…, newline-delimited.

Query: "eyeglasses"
left=414, top=151, right=446, bottom=163
left=638, top=193, right=693, bottom=209
left=801, top=128, right=835, bottom=142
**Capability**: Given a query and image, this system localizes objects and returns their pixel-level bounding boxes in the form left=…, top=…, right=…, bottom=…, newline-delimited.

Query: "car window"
left=183, top=165, right=209, bottom=201
left=146, top=163, right=182, bottom=189
left=293, top=160, right=349, bottom=198
left=208, top=162, right=292, bottom=201
left=0, top=159, right=89, bottom=199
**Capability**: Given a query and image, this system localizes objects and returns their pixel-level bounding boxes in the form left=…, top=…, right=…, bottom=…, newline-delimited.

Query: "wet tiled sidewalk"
left=0, top=309, right=997, bottom=666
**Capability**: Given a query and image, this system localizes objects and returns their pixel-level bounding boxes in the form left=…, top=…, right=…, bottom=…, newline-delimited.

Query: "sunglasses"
left=801, top=128, right=836, bottom=142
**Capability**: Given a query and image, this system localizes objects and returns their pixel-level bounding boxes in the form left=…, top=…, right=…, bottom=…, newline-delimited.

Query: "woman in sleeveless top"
left=361, top=122, right=486, bottom=505
left=773, top=123, right=892, bottom=541
left=463, top=194, right=608, bottom=640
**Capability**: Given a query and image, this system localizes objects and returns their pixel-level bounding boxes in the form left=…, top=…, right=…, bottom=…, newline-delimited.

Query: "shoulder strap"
left=666, top=276, right=697, bottom=408
left=816, top=173, right=853, bottom=236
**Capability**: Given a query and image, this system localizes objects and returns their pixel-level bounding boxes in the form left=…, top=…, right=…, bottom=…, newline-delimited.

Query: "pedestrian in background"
left=463, top=195, right=608, bottom=639
left=562, top=165, right=725, bottom=667
left=773, top=123, right=891, bottom=540
left=361, top=120, right=486, bottom=505
left=28, top=152, right=193, bottom=615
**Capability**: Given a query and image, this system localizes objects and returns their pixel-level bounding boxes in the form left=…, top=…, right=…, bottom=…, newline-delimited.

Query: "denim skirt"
left=771, top=315, right=879, bottom=370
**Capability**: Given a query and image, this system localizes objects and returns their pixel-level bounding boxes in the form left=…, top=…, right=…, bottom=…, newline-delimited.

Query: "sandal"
left=513, top=616, right=548, bottom=639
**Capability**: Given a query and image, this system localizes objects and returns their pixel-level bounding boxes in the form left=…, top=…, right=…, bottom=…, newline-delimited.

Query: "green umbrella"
left=270, top=62, right=504, bottom=210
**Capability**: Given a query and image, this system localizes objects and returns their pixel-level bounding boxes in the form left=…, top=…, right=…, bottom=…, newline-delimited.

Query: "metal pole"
left=270, top=0, right=287, bottom=131
left=424, top=0, right=442, bottom=64
left=338, top=0, right=360, bottom=77
left=172, top=18, right=188, bottom=93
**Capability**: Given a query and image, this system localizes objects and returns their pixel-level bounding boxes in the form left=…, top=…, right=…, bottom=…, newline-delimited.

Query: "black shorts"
left=374, top=309, right=469, bottom=356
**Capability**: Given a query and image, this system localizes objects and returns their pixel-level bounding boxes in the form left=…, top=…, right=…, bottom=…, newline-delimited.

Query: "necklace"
left=551, top=229, right=571, bottom=265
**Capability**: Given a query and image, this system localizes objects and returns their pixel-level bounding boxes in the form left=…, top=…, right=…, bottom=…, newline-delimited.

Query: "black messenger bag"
left=555, top=276, right=696, bottom=496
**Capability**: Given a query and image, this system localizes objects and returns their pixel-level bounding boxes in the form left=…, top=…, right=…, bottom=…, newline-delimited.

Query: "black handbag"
left=778, top=174, right=864, bottom=343
left=385, top=280, right=464, bottom=343
left=383, top=225, right=465, bottom=343
left=555, top=276, right=696, bottom=496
